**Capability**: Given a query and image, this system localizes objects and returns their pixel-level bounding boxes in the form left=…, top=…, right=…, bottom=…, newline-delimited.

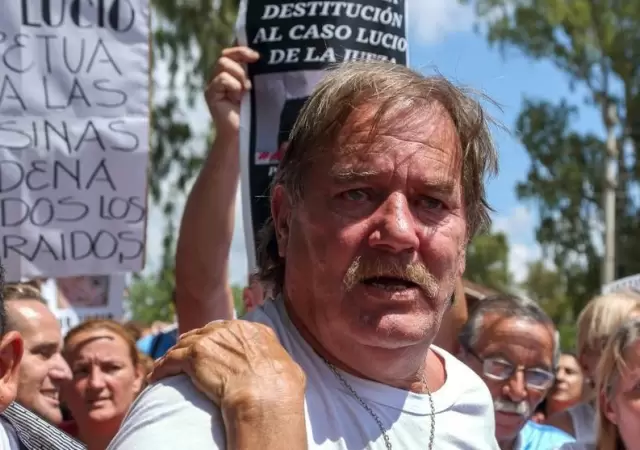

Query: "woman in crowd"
left=533, top=353, right=584, bottom=423
left=546, top=291, right=640, bottom=443
left=61, top=319, right=145, bottom=450
left=561, top=317, right=640, bottom=450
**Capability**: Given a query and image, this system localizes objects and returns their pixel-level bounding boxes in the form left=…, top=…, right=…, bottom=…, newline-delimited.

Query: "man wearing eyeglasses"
left=458, top=294, right=576, bottom=450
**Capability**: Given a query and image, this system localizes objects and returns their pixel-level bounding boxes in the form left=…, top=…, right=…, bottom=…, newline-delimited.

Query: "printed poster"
left=236, top=0, right=409, bottom=270
left=602, top=274, right=640, bottom=295
left=0, top=0, right=151, bottom=281
left=40, top=275, right=126, bottom=335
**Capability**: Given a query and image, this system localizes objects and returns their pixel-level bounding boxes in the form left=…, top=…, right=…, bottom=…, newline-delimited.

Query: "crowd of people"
left=0, top=46, right=638, bottom=450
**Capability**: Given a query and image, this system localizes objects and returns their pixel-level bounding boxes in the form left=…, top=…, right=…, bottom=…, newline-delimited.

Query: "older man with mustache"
left=458, top=294, right=576, bottom=450
left=110, top=48, right=499, bottom=449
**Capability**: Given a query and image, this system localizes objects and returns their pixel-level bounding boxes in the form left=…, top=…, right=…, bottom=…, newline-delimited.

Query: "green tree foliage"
left=127, top=1, right=240, bottom=320
left=520, top=261, right=576, bottom=350
left=464, top=0, right=640, bottom=312
left=465, top=230, right=513, bottom=291
left=232, top=285, right=245, bottom=316
left=127, top=268, right=175, bottom=325
left=150, top=0, right=240, bottom=269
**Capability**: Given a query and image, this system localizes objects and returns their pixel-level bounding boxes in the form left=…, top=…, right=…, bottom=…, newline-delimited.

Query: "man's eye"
left=341, top=189, right=369, bottom=202
left=418, top=197, right=444, bottom=210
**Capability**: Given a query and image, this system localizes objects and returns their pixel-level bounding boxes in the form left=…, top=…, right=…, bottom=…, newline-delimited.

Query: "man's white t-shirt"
left=109, top=298, right=498, bottom=449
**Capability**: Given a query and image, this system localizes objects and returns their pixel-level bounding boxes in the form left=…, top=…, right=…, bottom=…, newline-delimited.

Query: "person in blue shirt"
left=137, top=323, right=178, bottom=360
left=458, top=294, right=576, bottom=449
left=137, top=289, right=238, bottom=360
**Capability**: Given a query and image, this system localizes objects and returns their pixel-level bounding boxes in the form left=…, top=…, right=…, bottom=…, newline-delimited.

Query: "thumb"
left=147, top=347, right=190, bottom=383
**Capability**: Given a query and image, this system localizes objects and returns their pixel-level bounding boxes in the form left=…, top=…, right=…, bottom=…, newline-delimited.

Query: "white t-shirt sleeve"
left=107, top=374, right=224, bottom=449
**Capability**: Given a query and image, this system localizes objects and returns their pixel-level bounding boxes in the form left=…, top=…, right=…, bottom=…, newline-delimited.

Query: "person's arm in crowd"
left=107, top=321, right=307, bottom=450
left=175, top=47, right=260, bottom=334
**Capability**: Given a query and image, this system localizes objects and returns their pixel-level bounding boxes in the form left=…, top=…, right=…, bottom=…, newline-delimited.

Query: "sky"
left=145, top=0, right=605, bottom=287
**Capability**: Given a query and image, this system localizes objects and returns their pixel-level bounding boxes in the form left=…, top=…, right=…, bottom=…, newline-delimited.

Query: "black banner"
left=238, top=0, right=408, bottom=268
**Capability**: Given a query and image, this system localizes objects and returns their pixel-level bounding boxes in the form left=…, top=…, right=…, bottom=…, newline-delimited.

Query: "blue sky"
left=146, top=1, right=605, bottom=286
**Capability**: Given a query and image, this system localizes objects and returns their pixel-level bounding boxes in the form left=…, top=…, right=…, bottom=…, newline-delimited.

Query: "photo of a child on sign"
left=56, top=276, right=110, bottom=309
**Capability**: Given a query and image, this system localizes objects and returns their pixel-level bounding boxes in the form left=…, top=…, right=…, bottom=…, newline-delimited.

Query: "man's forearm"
left=175, top=136, right=239, bottom=332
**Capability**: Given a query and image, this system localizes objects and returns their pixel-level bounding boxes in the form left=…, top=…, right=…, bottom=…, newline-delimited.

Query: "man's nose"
left=49, top=353, right=72, bottom=381
left=369, top=193, right=420, bottom=253
left=503, top=369, right=527, bottom=402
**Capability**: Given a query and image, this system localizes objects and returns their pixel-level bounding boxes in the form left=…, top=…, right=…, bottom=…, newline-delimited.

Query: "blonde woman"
left=546, top=291, right=640, bottom=443
left=560, top=317, right=640, bottom=450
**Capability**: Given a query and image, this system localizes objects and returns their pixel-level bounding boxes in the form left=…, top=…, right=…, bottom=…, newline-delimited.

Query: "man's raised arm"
left=175, top=47, right=260, bottom=333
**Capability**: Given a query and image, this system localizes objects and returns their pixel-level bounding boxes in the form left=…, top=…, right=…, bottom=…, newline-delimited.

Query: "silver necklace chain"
left=325, top=361, right=435, bottom=450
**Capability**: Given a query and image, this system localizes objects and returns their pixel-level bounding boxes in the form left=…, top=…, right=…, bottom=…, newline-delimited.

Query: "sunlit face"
left=9, top=301, right=71, bottom=424
left=551, top=354, right=583, bottom=404
left=603, top=340, right=640, bottom=450
left=272, top=103, right=467, bottom=367
left=62, top=329, right=142, bottom=433
left=460, top=314, right=555, bottom=442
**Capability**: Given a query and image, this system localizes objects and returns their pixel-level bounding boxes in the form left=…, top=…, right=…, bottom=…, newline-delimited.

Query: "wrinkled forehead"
left=476, top=313, right=555, bottom=353
left=320, top=102, right=463, bottom=176
left=337, top=101, right=460, bottom=151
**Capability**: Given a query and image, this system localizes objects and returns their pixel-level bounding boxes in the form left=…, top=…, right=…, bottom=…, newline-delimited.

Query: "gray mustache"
left=343, top=256, right=439, bottom=296
left=494, top=398, right=530, bottom=417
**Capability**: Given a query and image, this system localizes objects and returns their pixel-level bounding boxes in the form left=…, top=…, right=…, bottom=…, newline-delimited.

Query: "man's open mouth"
left=362, top=276, right=418, bottom=291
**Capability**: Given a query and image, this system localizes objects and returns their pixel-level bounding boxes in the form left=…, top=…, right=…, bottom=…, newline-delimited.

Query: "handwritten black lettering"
left=86, top=38, right=122, bottom=75
left=107, top=120, right=139, bottom=151
left=21, top=0, right=136, bottom=33
left=0, top=196, right=91, bottom=227
left=99, top=195, right=145, bottom=223
left=0, top=119, right=138, bottom=153
left=0, top=157, right=118, bottom=193
left=2, top=229, right=145, bottom=264
left=94, top=80, right=127, bottom=108
left=2, top=33, right=34, bottom=73
left=0, top=76, right=27, bottom=110
left=1, top=0, right=148, bottom=276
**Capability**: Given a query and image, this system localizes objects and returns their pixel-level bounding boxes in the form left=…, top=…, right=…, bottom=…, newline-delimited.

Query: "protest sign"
left=236, top=0, right=409, bottom=270
left=602, top=274, right=640, bottom=295
left=40, top=275, right=126, bottom=335
left=0, top=0, right=150, bottom=281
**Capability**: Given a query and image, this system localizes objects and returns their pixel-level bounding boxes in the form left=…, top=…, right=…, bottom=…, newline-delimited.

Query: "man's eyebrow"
left=328, top=166, right=384, bottom=183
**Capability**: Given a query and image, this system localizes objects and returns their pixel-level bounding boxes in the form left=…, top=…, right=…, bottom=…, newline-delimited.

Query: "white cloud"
left=493, top=206, right=542, bottom=283
left=408, top=0, right=474, bottom=45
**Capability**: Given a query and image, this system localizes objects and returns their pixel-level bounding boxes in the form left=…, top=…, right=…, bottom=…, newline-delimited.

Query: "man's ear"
left=271, top=185, right=292, bottom=258
left=0, top=331, right=23, bottom=412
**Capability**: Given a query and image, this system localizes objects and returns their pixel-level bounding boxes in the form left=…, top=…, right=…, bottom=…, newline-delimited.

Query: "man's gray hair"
left=257, top=60, right=499, bottom=294
left=459, top=293, right=560, bottom=369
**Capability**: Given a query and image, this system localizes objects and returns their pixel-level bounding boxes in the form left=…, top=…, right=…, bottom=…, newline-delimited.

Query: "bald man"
left=3, top=285, right=72, bottom=425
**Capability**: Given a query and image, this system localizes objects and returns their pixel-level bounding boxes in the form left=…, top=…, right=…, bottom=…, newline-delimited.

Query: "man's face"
left=272, top=103, right=467, bottom=363
left=8, top=301, right=72, bottom=424
left=460, top=314, right=555, bottom=443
